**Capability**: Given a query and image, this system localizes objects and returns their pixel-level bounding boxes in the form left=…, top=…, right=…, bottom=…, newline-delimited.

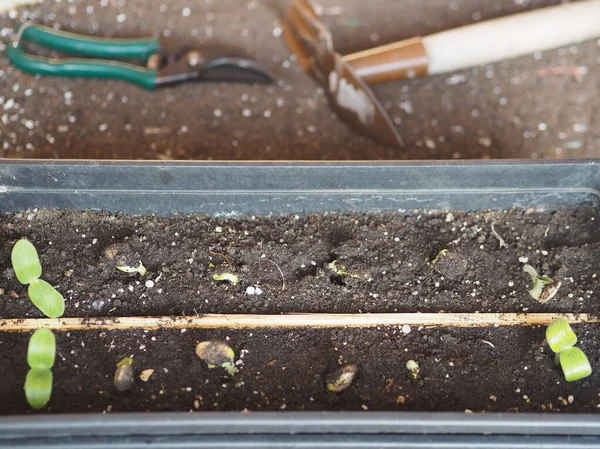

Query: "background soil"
left=1, top=206, right=599, bottom=319
left=1, top=325, right=600, bottom=414
left=1, top=0, right=599, bottom=160
left=0, top=206, right=599, bottom=413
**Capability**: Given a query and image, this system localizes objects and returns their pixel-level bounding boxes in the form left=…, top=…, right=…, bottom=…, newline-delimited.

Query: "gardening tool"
left=6, top=21, right=274, bottom=89
left=283, top=0, right=600, bottom=148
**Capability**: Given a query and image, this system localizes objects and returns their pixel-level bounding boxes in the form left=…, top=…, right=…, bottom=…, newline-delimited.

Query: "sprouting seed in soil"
left=406, top=360, right=420, bottom=379
left=523, top=264, right=561, bottom=302
left=431, top=249, right=448, bottom=265
left=212, top=272, right=240, bottom=285
left=546, top=318, right=577, bottom=353
left=27, top=328, right=56, bottom=370
left=12, top=239, right=65, bottom=318
left=327, top=260, right=359, bottom=278
left=116, top=261, right=147, bottom=276
left=114, top=357, right=135, bottom=391
left=545, top=318, right=592, bottom=382
left=195, top=341, right=238, bottom=375
left=24, top=368, right=53, bottom=410
left=326, top=364, right=358, bottom=393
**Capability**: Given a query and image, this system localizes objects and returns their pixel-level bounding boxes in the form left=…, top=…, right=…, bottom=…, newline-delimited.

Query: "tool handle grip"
left=17, top=22, right=159, bottom=59
left=423, top=0, right=600, bottom=75
left=6, top=44, right=157, bottom=89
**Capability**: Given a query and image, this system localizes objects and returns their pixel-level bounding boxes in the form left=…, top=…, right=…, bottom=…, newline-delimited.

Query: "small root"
left=490, top=222, right=507, bottom=249
left=208, top=249, right=232, bottom=269
left=258, top=258, right=286, bottom=291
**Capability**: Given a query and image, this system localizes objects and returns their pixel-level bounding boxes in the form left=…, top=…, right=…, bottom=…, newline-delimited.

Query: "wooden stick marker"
left=0, top=313, right=598, bottom=332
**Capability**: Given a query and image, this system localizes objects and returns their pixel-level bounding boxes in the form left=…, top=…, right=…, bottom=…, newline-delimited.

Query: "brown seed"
left=538, top=280, right=562, bottom=302
left=326, top=364, right=358, bottom=393
left=114, top=357, right=134, bottom=391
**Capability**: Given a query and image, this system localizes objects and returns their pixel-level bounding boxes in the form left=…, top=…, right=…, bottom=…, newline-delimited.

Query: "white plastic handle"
left=423, top=0, right=600, bottom=75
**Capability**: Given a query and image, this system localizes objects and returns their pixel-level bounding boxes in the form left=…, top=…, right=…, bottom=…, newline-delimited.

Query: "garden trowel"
left=283, top=0, right=600, bottom=148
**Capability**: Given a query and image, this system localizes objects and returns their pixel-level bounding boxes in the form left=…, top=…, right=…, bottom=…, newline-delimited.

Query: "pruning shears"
left=6, top=21, right=274, bottom=89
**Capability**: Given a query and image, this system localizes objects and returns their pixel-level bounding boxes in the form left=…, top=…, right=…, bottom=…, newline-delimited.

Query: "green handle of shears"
left=7, top=22, right=160, bottom=89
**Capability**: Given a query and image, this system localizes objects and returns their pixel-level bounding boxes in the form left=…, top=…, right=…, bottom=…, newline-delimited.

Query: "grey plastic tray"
left=1, top=159, right=599, bottom=448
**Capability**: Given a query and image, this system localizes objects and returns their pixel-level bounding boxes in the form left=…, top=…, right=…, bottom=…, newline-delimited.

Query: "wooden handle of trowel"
left=344, top=0, right=600, bottom=84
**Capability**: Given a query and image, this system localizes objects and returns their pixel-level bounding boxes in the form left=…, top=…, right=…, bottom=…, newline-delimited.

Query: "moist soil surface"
left=1, top=205, right=600, bottom=414
left=1, top=0, right=599, bottom=161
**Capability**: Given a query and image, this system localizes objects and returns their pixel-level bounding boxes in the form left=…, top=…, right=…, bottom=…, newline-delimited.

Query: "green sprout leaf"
left=28, top=279, right=65, bottom=318
left=557, top=347, right=592, bottom=382
left=212, top=272, right=240, bottom=285
left=523, top=264, right=561, bottom=302
left=11, top=239, right=42, bottom=285
left=431, top=249, right=449, bottom=266
left=27, top=329, right=56, bottom=370
left=116, top=262, right=147, bottom=276
left=24, top=368, right=53, bottom=409
left=546, top=318, right=577, bottom=353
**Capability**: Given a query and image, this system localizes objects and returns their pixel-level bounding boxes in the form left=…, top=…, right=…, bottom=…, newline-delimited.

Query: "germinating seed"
left=114, top=358, right=134, bottom=391
left=326, top=364, right=358, bottom=393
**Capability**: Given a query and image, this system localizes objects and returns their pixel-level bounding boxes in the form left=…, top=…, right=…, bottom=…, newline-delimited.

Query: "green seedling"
left=11, top=238, right=64, bottom=318
left=327, top=260, right=360, bottom=278
left=114, top=357, right=135, bottom=391
left=406, top=360, right=420, bottom=379
left=27, top=329, right=56, bottom=370
left=557, top=347, right=592, bottom=382
left=11, top=239, right=42, bottom=284
left=11, top=239, right=62, bottom=409
left=326, top=364, right=358, bottom=393
left=24, top=368, right=53, bottom=410
left=431, top=249, right=449, bottom=265
left=195, top=341, right=238, bottom=376
left=523, top=264, right=561, bottom=302
left=545, top=318, right=592, bottom=382
left=546, top=318, right=577, bottom=353
left=25, top=328, right=56, bottom=409
left=116, top=261, right=147, bottom=276
left=212, top=272, right=240, bottom=285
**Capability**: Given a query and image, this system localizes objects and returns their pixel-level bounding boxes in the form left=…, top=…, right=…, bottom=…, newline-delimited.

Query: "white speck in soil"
left=182, top=7, right=191, bottom=16
left=445, top=74, right=467, bottom=85
left=242, top=109, right=252, bottom=117
left=478, top=137, right=492, bottom=147
left=213, top=109, right=223, bottom=117
left=91, top=299, right=105, bottom=310
left=3, top=98, right=14, bottom=110
left=99, top=123, right=108, bottom=132
left=401, top=324, right=411, bottom=334
left=145, top=280, right=154, bottom=288
left=272, top=26, right=282, bottom=37
left=117, top=13, right=126, bottom=22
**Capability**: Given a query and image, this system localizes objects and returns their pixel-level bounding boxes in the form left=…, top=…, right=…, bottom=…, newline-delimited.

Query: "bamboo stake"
left=0, top=313, right=598, bottom=332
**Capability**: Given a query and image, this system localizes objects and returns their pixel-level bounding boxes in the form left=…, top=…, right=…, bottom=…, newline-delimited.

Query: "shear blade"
left=199, top=57, right=274, bottom=84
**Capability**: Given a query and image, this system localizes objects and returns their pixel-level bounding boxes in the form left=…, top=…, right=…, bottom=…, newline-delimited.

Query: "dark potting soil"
left=0, top=205, right=599, bottom=414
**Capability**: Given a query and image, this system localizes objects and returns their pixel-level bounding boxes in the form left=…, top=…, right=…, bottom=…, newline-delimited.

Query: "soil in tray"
left=0, top=205, right=599, bottom=414
left=1, top=325, right=600, bottom=414
left=1, top=205, right=599, bottom=318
